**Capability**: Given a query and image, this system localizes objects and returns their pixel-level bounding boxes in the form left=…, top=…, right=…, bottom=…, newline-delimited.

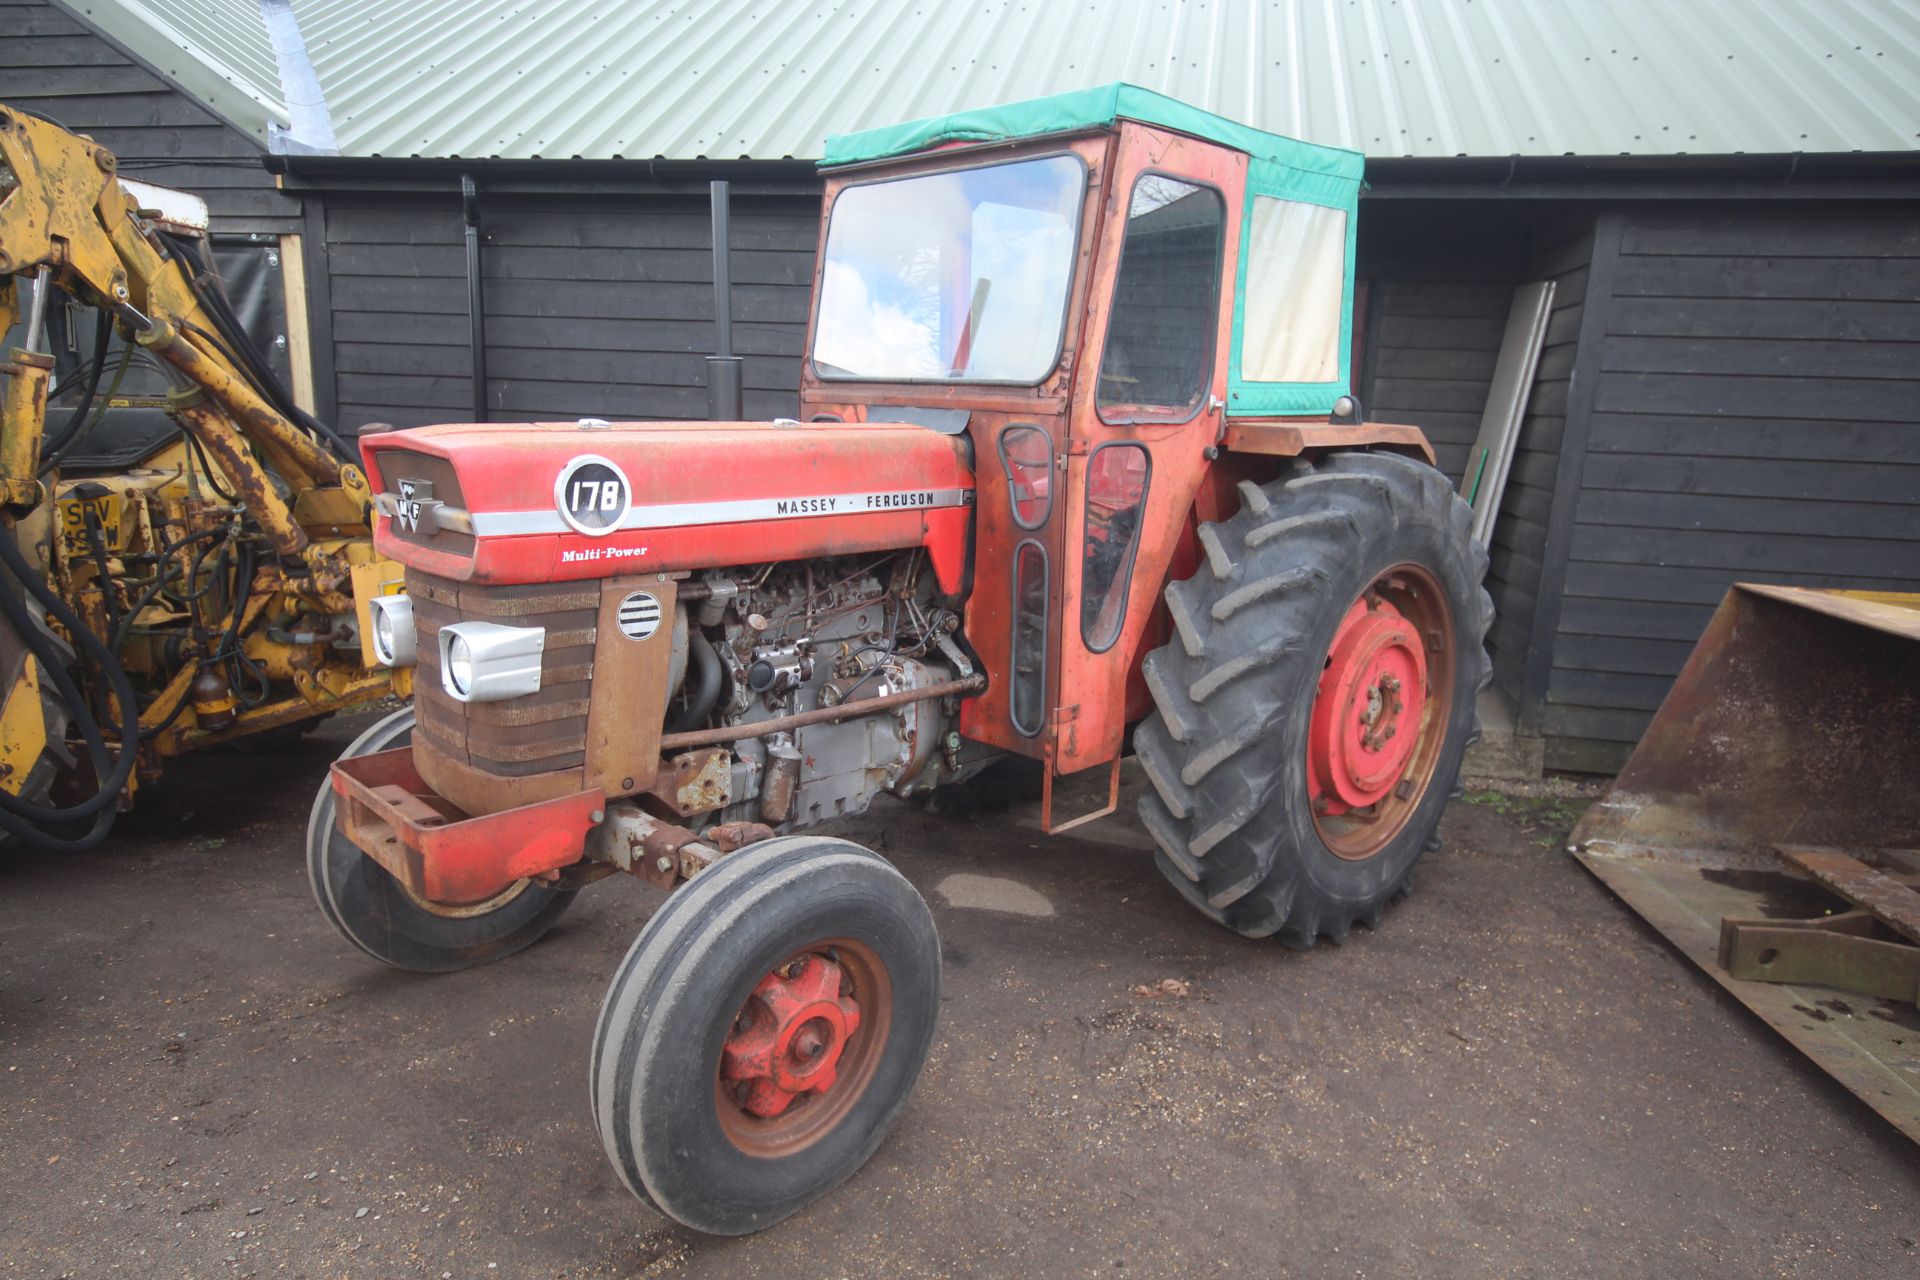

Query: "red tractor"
left=312, top=85, right=1490, bottom=1234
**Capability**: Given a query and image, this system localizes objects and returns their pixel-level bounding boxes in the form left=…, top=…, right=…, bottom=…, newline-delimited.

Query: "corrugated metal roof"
left=57, top=0, right=288, bottom=140
left=69, top=0, right=1920, bottom=161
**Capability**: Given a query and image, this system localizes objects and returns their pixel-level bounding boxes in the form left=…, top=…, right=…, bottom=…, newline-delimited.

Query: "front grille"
left=408, top=569, right=598, bottom=777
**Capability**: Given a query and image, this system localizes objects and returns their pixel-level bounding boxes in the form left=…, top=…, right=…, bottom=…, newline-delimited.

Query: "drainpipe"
left=705, top=179, right=743, bottom=421
left=461, top=174, right=487, bottom=422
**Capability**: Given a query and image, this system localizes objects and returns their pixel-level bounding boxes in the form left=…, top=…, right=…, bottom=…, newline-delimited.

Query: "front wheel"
left=1135, top=451, right=1492, bottom=945
left=306, top=707, right=575, bottom=972
left=591, top=836, right=940, bottom=1235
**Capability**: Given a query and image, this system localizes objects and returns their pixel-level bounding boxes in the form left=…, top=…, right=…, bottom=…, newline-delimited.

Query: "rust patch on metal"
left=1776, top=846, right=1920, bottom=947
left=1571, top=587, right=1920, bottom=865
left=1718, top=909, right=1920, bottom=1004
left=583, top=575, right=676, bottom=797
left=647, top=747, right=732, bottom=817
left=705, top=821, right=776, bottom=853
left=1571, top=585, right=1920, bottom=1145
left=1221, top=419, right=1436, bottom=466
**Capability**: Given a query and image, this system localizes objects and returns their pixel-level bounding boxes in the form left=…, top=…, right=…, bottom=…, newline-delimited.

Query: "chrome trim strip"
left=468, top=487, right=974, bottom=538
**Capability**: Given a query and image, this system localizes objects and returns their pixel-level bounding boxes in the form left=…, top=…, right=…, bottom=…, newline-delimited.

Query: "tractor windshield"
left=812, top=155, right=1083, bottom=384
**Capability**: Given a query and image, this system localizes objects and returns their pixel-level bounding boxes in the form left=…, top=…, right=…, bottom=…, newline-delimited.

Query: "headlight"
left=437, top=620, right=544, bottom=703
left=446, top=633, right=473, bottom=695
left=366, top=593, right=416, bottom=667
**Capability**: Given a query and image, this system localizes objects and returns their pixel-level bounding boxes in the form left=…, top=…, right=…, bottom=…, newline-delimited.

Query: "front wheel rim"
left=714, top=937, right=892, bottom=1158
left=1307, top=564, right=1456, bottom=861
left=396, top=875, right=533, bottom=919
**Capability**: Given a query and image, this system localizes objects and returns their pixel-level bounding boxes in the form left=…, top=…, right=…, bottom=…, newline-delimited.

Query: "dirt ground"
left=2, top=713, right=1916, bottom=1279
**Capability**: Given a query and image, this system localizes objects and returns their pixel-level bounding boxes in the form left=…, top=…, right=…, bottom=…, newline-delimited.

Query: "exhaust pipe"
left=705, top=179, right=744, bottom=422
left=461, top=175, right=488, bottom=422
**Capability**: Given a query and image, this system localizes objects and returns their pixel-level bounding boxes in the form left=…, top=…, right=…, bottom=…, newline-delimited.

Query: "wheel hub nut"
left=720, top=954, right=861, bottom=1118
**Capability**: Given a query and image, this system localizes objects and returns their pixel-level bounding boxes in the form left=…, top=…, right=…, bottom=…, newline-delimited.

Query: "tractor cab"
left=799, top=85, right=1382, bottom=817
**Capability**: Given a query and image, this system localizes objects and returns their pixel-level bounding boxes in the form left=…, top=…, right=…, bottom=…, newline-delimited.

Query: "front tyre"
left=305, top=707, right=575, bottom=972
left=1135, top=451, right=1492, bottom=945
left=591, top=836, right=940, bottom=1235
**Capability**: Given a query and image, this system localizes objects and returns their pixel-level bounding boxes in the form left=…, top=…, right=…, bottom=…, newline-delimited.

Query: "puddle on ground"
left=1699, top=867, right=1850, bottom=919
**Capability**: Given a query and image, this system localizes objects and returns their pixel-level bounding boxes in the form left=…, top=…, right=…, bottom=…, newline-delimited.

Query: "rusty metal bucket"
left=1569, top=584, right=1920, bottom=1142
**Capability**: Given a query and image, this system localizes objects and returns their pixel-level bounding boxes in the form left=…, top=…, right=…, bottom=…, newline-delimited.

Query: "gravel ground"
left=2, top=713, right=1916, bottom=1279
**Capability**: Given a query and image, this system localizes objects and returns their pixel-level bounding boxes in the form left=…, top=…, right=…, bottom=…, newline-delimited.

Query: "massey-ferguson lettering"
left=313, top=85, right=1490, bottom=1235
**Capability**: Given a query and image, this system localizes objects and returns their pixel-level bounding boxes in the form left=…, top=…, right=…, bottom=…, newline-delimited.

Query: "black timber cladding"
left=0, top=0, right=299, bottom=235
left=1539, top=205, right=1920, bottom=771
left=1495, top=217, right=1595, bottom=727
left=1353, top=203, right=1583, bottom=699
left=322, top=192, right=818, bottom=432
left=1356, top=202, right=1528, bottom=485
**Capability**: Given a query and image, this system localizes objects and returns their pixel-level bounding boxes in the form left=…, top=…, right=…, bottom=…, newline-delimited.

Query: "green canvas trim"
left=821, top=83, right=1364, bottom=418
left=1226, top=156, right=1360, bottom=417
left=821, top=82, right=1363, bottom=182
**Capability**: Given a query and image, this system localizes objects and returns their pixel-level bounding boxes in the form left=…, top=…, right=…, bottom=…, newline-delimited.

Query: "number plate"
left=58, top=491, right=124, bottom=554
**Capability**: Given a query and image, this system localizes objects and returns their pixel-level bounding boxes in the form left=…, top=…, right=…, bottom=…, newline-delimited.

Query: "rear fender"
left=1117, top=426, right=1441, bottom=725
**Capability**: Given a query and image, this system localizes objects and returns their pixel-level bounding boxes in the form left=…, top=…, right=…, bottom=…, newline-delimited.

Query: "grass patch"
left=1461, top=790, right=1590, bottom=848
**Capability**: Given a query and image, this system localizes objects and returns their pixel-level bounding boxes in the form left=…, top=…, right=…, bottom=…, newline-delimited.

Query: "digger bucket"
left=1570, top=584, right=1920, bottom=1142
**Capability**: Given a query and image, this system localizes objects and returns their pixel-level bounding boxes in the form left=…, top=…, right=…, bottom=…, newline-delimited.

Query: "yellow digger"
left=0, top=104, right=405, bottom=852
left=1571, top=584, right=1920, bottom=1142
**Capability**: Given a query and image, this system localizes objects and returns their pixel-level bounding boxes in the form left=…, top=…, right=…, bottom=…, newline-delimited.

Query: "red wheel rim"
left=715, top=938, right=891, bottom=1157
left=1307, top=565, right=1455, bottom=861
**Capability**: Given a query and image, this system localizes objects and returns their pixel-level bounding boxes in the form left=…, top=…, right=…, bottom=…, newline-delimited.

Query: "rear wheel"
left=306, top=707, right=575, bottom=972
left=1135, top=451, right=1491, bottom=945
left=591, top=835, right=940, bottom=1235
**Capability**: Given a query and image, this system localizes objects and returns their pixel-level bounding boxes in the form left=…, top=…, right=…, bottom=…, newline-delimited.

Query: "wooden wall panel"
left=1544, top=206, right=1920, bottom=771
left=1487, top=217, right=1596, bottom=719
left=320, top=192, right=820, bottom=432
left=0, top=0, right=298, bottom=235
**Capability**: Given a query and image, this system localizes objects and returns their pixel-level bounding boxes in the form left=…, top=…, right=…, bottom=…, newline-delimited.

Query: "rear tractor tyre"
left=591, top=836, right=940, bottom=1235
left=1135, top=451, right=1492, bottom=946
left=305, top=707, right=575, bottom=973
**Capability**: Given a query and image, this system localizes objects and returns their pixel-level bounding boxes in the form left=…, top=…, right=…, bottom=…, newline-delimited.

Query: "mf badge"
left=395, top=478, right=442, bottom=535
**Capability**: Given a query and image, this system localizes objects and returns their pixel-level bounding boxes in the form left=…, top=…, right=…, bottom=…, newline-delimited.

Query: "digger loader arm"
left=0, top=104, right=371, bottom=580
left=0, top=105, right=403, bottom=852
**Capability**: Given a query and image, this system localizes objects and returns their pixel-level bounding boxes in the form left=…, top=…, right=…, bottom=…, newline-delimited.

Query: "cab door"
left=1046, top=127, right=1243, bottom=793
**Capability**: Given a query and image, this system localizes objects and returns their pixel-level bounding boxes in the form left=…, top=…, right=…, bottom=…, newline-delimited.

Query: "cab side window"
left=1239, top=196, right=1348, bottom=384
left=998, top=424, right=1052, bottom=529
left=1080, top=443, right=1149, bottom=652
left=1096, top=175, right=1225, bottom=422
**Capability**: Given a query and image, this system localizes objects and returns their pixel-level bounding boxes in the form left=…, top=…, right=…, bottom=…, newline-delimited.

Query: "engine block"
left=676, top=551, right=985, bottom=832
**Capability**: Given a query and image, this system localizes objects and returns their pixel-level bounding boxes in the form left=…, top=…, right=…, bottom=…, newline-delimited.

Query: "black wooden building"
left=7, top=0, right=1919, bottom=774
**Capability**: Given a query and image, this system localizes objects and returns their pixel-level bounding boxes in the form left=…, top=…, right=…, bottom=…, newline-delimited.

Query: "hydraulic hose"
left=38, top=336, right=134, bottom=477
left=666, top=632, right=723, bottom=733
left=80, top=507, right=121, bottom=635
left=0, top=529, right=141, bottom=852
left=156, top=232, right=357, bottom=462
left=35, top=309, right=111, bottom=472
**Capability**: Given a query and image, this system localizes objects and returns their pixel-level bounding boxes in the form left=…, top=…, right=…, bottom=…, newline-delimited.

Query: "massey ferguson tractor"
left=312, top=85, right=1491, bottom=1234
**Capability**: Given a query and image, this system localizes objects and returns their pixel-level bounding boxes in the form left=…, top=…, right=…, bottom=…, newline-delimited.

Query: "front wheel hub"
left=721, top=953, right=862, bottom=1118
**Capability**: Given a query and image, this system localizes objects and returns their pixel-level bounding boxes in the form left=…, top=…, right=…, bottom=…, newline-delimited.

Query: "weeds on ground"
left=1461, top=789, right=1590, bottom=849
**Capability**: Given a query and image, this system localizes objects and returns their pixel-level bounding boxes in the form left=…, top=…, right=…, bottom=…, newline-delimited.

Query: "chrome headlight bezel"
left=366, top=593, right=417, bottom=667
left=437, top=620, right=545, bottom=703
